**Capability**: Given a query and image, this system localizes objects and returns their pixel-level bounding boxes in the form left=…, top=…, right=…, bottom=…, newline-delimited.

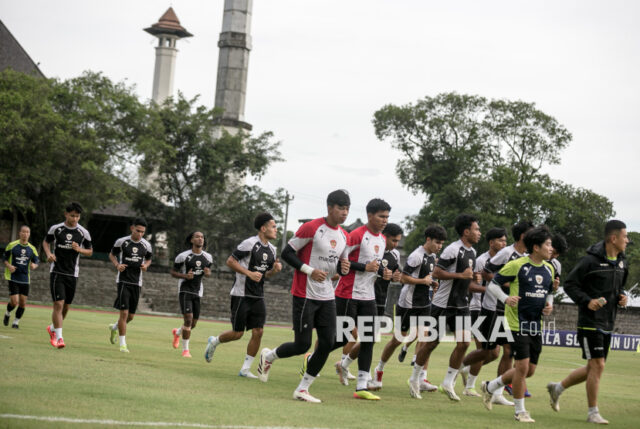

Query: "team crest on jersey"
left=196, top=261, right=202, bottom=267
left=619, top=261, right=624, bottom=269
left=430, top=263, right=434, bottom=271
left=132, top=247, right=139, bottom=254
left=374, top=245, right=380, bottom=254
left=21, top=249, right=26, bottom=255
left=535, top=275, right=543, bottom=285
left=66, top=234, right=72, bottom=240
left=263, top=253, right=268, bottom=261
left=330, top=240, right=337, bottom=249
left=468, top=259, right=473, bottom=268
left=382, top=259, right=388, bottom=268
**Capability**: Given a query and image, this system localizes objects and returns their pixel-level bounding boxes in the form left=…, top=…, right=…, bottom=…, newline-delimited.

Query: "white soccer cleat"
left=420, top=379, right=438, bottom=392
left=492, top=394, right=514, bottom=406
left=335, top=361, right=349, bottom=386
left=546, top=382, right=561, bottom=412
left=257, top=348, right=273, bottom=383
left=463, top=387, right=481, bottom=397
left=238, top=369, right=258, bottom=379
left=408, top=379, right=422, bottom=399
left=293, top=389, right=321, bottom=403
left=367, top=379, right=382, bottom=391
left=347, top=368, right=356, bottom=380
left=438, top=384, right=460, bottom=401
left=481, top=381, right=493, bottom=410
left=204, top=336, right=217, bottom=363
left=514, top=411, right=535, bottom=423
left=586, top=412, right=609, bottom=424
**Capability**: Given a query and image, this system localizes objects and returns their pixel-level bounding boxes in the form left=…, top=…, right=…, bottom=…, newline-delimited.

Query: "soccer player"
left=375, top=223, right=403, bottom=317
left=371, top=225, right=445, bottom=393
left=549, top=233, right=568, bottom=291
left=457, top=227, right=509, bottom=400
left=257, top=189, right=350, bottom=403
left=408, top=214, right=482, bottom=400
left=332, top=198, right=390, bottom=400
left=3, top=225, right=39, bottom=328
left=480, top=226, right=555, bottom=423
left=107, top=218, right=153, bottom=353
left=43, top=202, right=93, bottom=349
left=546, top=220, right=629, bottom=424
left=204, top=213, right=282, bottom=378
left=170, top=231, right=213, bottom=357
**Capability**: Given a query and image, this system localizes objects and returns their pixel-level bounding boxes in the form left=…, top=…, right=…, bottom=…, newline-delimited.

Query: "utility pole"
left=281, top=191, right=294, bottom=253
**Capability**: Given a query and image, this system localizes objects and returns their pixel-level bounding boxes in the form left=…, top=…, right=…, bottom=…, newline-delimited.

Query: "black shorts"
left=396, top=305, right=430, bottom=333
left=230, top=296, right=266, bottom=331
left=113, top=282, right=140, bottom=314
left=374, top=283, right=388, bottom=316
left=8, top=281, right=29, bottom=296
left=50, top=273, right=77, bottom=304
left=179, top=292, right=201, bottom=319
left=479, top=308, right=510, bottom=350
left=292, top=295, right=336, bottom=335
left=578, top=329, right=611, bottom=361
left=510, top=332, right=543, bottom=364
left=336, top=297, right=377, bottom=328
left=430, top=305, right=470, bottom=340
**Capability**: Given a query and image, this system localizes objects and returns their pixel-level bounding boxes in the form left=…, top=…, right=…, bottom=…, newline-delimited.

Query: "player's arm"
left=141, top=245, right=153, bottom=271
left=3, top=247, right=16, bottom=273
left=468, top=280, right=485, bottom=293
left=563, top=257, right=601, bottom=309
left=281, top=244, right=326, bottom=281
left=487, top=263, right=519, bottom=307
left=29, top=247, right=39, bottom=270
left=109, top=252, right=127, bottom=272
left=266, top=258, right=282, bottom=278
left=432, top=265, right=472, bottom=280
left=401, top=273, right=432, bottom=286
left=42, top=233, right=55, bottom=262
left=226, top=255, right=263, bottom=282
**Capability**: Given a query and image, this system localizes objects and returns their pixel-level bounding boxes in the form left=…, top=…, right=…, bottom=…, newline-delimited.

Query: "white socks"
left=467, top=374, right=477, bottom=389
left=514, top=398, right=526, bottom=414
left=341, top=355, right=354, bottom=369
left=488, top=376, right=505, bottom=394
left=176, top=327, right=183, bottom=336
left=181, top=339, right=189, bottom=351
left=356, top=371, right=369, bottom=390
left=588, top=406, right=599, bottom=415
left=410, top=363, right=423, bottom=382
left=377, top=360, right=386, bottom=371
left=241, top=354, right=254, bottom=371
left=555, top=382, right=565, bottom=395
left=55, top=328, right=63, bottom=340
left=212, top=336, right=221, bottom=346
left=266, top=349, right=279, bottom=362
left=119, top=336, right=126, bottom=346
left=297, top=373, right=316, bottom=391
left=443, top=366, right=458, bottom=387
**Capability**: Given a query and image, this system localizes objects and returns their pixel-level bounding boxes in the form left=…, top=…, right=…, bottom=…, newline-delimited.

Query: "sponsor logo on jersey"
left=330, top=239, right=337, bottom=249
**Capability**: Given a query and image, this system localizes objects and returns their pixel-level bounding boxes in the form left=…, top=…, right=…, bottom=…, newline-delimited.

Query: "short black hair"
left=454, top=214, right=478, bottom=237
left=19, top=224, right=30, bottom=231
left=65, top=202, right=83, bottom=214
left=366, top=198, right=391, bottom=214
left=523, top=225, right=552, bottom=254
left=552, top=233, right=568, bottom=256
left=327, top=189, right=350, bottom=207
left=425, top=225, right=447, bottom=241
left=383, top=223, right=403, bottom=237
left=185, top=231, right=207, bottom=250
left=604, top=219, right=626, bottom=240
left=254, top=212, right=274, bottom=230
left=132, top=218, right=147, bottom=228
left=485, top=227, right=507, bottom=242
left=512, top=220, right=534, bottom=242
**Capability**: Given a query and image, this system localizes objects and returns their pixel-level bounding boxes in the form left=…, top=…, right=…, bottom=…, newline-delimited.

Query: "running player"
left=43, top=202, right=93, bottom=349
left=257, top=189, right=350, bottom=403
left=549, top=233, right=567, bottom=291
left=204, top=213, right=282, bottom=378
left=107, top=218, right=153, bottom=353
left=3, top=225, right=39, bottom=328
left=371, top=225, right=445, bottom=393
left=546, top=220, right=629, bottom=424
left=170, top=231, right=213, bottom=357
left=480, top=226, right=555, bottom=423
left=375, top=223, right=403, bottom=317
left=409, top=213, right=482, bottom=400
left=332, top=198, right=390, bottom=400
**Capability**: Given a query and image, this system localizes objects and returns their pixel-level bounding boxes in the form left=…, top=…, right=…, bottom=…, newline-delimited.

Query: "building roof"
left=144, top=7, right=193, bottom=38
left=0, top=19, right=45, bottom=77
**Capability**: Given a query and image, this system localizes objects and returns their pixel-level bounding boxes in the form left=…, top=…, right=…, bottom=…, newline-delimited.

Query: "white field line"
left=0, top=414, right=333, bottom=429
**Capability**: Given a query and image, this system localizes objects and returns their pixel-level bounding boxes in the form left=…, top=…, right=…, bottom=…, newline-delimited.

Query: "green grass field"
left=1, top=304, right=639, bottom=428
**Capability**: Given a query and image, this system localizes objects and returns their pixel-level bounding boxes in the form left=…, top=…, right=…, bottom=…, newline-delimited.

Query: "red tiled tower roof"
left=144, top=7, right=193, bottom=38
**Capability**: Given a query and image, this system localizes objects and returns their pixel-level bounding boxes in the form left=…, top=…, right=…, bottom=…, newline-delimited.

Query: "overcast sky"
left=3, top=0, right=639, bottom=235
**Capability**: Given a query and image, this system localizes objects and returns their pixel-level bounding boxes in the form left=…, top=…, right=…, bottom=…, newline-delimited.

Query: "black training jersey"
left=432, top=239, right=476, bottom=310
left=111, top=236, right=153, bottom=286
left=45, top=222, right=92, bottom=277
left=230, top=235, right=277, bottom=298
left=174, top=250, right=213, bottom=297
left=398, top=246, right=436, bottom=309
left=484, top=244, right=526, bottom=314
left=375, top=248, right=401, bottom=302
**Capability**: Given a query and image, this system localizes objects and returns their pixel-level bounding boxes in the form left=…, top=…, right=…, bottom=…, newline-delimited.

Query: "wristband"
left=300, top=264, right=314, bottom=276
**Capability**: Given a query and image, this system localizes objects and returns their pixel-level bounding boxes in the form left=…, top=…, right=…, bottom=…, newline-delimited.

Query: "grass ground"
left=1, top=304, right=639, bottom=428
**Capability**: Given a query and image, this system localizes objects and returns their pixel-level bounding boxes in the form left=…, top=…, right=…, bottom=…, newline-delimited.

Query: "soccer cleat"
left=408, top=379, right=422, bottom=399
left=398, top=346, right=408, bottom=362
left=463, top=387, right=481, bottom=397
left=367, top=379, right=382, bottom=391
left=11, top=323, right=19, bottom=329
left=438, top=384, right=461, bottom=401
left=293, top=389, right=321, bottom=403
left=3, top=314, right=9, bottom=326
left=586, top=412, right=609, bottom=424
left=204, top=336, right=217, bottom=363
left=420, top=379, right=438, bottom=392
left=335, top=361, right=349, bottom=386
left=119, top=345, right=129, bottom=353
left=56, top=338, right=66, bottom=349
left=524, top=387, right=532, bottom=398
left=47, top=325, right=56, bottom=346
left=109, top=324, right=118, bottom=344
left=257, top=348, right=273, bottom=382
left=299, top=352, right=311, bottom=379
left=481, top=381, right=493, bottom=410
left=514, top=411, right=535, bottom=423
left=546, top=382, right=561, bottom=412
left=492, top=394, right=515, bottom=406
left=238, top=369, right=258, bottom=379
left=182, top=350, right=192, bottom=358
left=354, top=390, right=380, bottom=400
left=172, top=328, right=180, bottom=349
left=505, top=384, right=513, bottom=396
left=346, top=368, right=356, bottom=380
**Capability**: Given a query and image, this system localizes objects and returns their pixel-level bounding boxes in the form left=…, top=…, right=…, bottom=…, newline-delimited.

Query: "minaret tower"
left=214, top=0, right=253, bottom=134
left=144, top=7, right=193, bottom=104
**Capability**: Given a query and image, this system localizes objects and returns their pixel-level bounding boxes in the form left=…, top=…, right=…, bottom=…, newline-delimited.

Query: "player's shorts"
left=49, top=273, right=77, bottom=304
left=230, top=296, right=266, bottom=331
left=396, top=305, right=430, bottom=333
left=292, top=295, right=336, bottom=334
left=470, top=309, right=480, bottom=325
left=430, top=305, right=470, bottom=341
left=8, top=281, right=29, bottom=296
left=374, top=283, right=388, bottom=316
left=179, top=292, right=201, bottom=319
left=113, top=282, right=140, bottom=314
left=510, top=331, right=543, bottom=364
left=479, top=308, right=510, bottom=350
left=577, top=329, right=611, bottom=361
